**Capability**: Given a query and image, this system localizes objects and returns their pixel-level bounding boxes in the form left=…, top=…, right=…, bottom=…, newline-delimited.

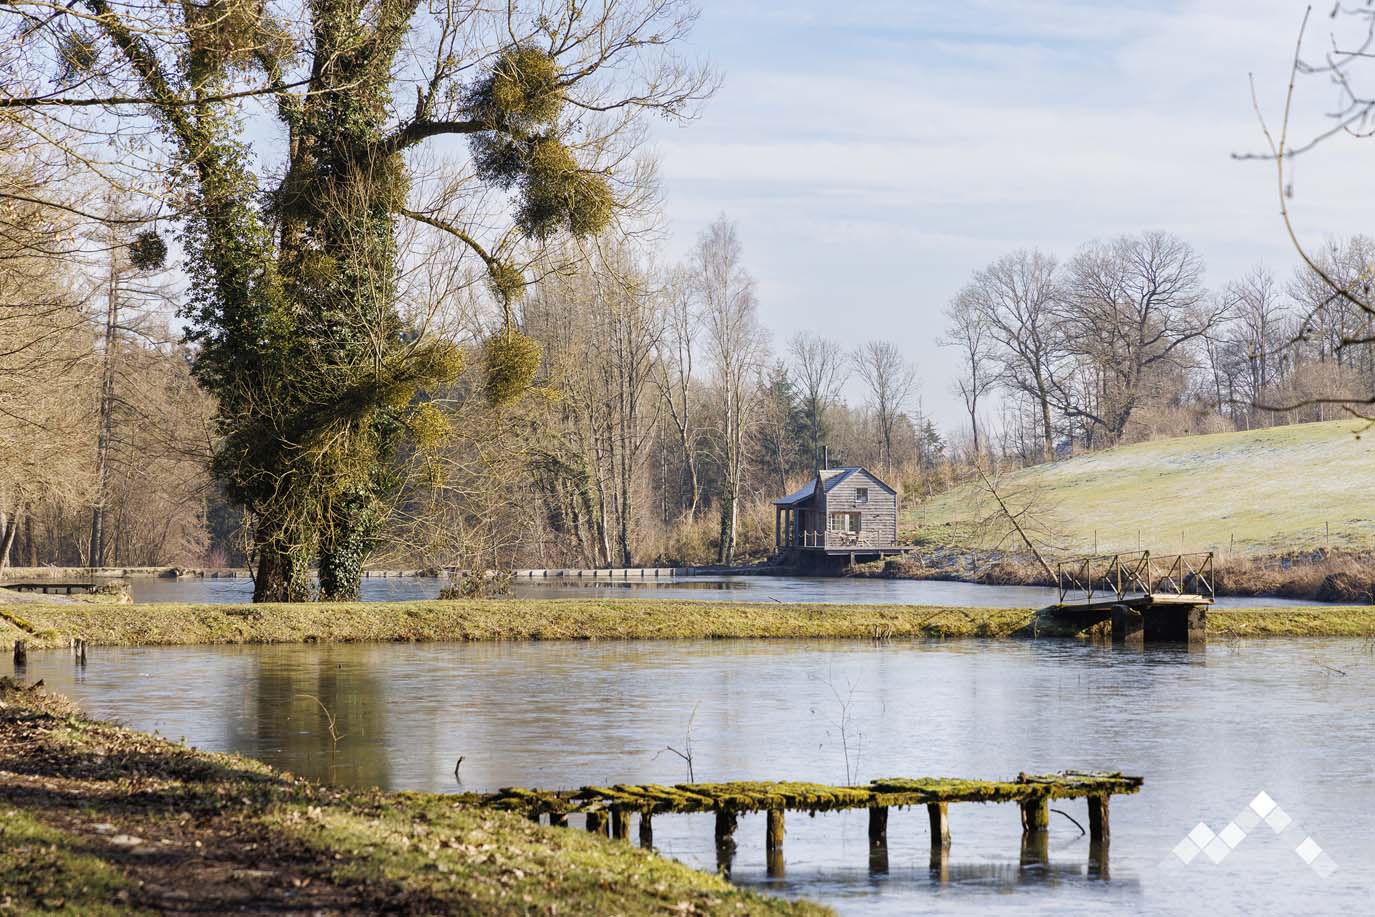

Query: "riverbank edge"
left=4, top=599, right=1374, bottom=650
left=0, top=677, right=822, bottom=915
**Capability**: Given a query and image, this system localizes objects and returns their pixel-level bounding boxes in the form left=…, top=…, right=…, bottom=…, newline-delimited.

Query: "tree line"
left=4, top=3, right=1371, bottom=592
left=941, top=232, right=1375, bottom=466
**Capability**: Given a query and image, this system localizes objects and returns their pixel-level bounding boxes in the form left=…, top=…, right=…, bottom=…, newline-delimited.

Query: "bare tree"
left=940, top=292, right=995, bottom=458
left=695, top=216, right=767, bottom=564
left=788, top=331, right=848, bottom=470
left=1215, top=267, right=1291, bottom=426
left=959, top=250, right=1064, bottom=462
left=1241, top=6, right=1375, bottom=420
left=655, top=267, right=702, bottom=520
left=853, top=340, right=916, bottom=478
left=1056, top=232, right=1221, bottom=444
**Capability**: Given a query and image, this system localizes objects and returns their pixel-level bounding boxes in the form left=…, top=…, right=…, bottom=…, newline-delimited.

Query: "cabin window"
left=828, top=512, right=860, bottom=533
left=855, top=487, right=869, bottom=504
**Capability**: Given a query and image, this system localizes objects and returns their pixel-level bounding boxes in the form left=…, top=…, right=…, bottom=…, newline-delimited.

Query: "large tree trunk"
left=317, top=494, right=377, bottom=601
left=253, top=513, right=313, bottom=602
left=0, top=510, right=15, bottom=578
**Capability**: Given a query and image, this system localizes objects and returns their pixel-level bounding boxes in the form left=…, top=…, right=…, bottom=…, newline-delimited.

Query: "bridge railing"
left=1056, top=551, right=1214, bottom=605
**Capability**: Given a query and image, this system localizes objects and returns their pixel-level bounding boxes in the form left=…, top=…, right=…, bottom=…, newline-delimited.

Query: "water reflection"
left=117, top=573, right=1328, bottom=608
left=244, top=651, right=393, bottom=787
left=19, top=638, right=1374, bottom=915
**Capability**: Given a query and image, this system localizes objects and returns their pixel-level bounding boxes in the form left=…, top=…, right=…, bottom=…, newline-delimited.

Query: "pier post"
left=1088, top=798, right=1111, bottom=880
left=611, top=809, right=631, bottom=841
left=927, top=802, right=950, bottom=874
left=1087, top=794, right=1109, bottom=842
left=1019, top=796, right=1049, bottom=834
left=715, top=809, right=737, bottom=876
left=1019, top=830, right=1050, bottom=867
left=714, top=809, right=738, bottom=851
left=766, top=810, right=784, bottom=877
left=927, top=802, right=950, bottom=849
left=766, top=810, right=784, bottom=852
left=1111, top=604, right=1144, bottom=646
left=12, top=640, right=25, bottom=667
left=585, top=811, right=608, bottom=835
left=638, top=812, right=653, bottom=849
left=867, top=806, right=888, bottom=846
left=550, top=812, right=567, bottom=828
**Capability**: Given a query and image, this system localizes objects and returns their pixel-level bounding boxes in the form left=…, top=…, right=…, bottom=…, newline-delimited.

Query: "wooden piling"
left=867, top=806, right=888, bottom=847
left=638, top=812, right=653, bottom=849
left=550, top=812, right=568, bottom=828
left=1088, top=838, right=1110, bottom=879
left=12, top=640, right=25, bottom=666
left=585, top=810, right=608, bottom=835
left=1019, top=796, right=1049, bottom=834
left=714, top=809, right=738, bottom=850
left=1019, top=830, right=1050, bottom=867
left=611, top=809, right=631, bottom=841
left=1087, top=794, right=1109, bottom=843
left=766, top=810, right=784, bottom=852
left=927, top=802, right=950, bottom=850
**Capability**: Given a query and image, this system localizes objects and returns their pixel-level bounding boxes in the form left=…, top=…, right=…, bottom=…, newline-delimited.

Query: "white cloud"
left=652, top=0, right=1375, bottom=429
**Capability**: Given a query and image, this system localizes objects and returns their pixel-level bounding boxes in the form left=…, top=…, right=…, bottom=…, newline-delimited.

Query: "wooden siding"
left=819, top=468, right=898, bottom=546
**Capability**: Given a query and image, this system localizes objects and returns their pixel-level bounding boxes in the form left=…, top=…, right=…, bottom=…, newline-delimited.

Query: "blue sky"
left=647, top=1, right=1375, bottom=430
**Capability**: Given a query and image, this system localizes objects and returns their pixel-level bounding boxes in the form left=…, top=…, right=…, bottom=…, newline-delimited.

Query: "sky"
left=646, top=0, right=1375, bottom=431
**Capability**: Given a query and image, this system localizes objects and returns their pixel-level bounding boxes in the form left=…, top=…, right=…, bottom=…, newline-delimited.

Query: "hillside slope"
left=909, top=420, right=1375, bottom=557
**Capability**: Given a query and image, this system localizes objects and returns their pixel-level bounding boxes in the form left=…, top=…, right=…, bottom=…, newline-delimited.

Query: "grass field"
left=907, top=419, right=1375, bottom=557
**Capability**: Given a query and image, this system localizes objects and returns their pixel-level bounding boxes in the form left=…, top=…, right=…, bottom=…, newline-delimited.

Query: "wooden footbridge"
left=470, top=771, right=1141, bottom=877
left=1051, top=551, right=1215, bottom=644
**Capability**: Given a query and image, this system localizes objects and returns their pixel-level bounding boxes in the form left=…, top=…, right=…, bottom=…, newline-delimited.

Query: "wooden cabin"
left=772, top=467, right=906, bottom=567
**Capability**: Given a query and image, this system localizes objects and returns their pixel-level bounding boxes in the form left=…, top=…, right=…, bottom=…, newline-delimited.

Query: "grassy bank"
left=4, top=599, right=1375, bottom=651
left=909, top=420, right=1375, bottom=556
left=0, top=677, right=820, bottom=915
left=2, top=600, right=1051, bottom=648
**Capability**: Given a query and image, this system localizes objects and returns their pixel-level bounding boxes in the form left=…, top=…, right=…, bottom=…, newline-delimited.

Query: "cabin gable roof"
left=773, top=466, right=895, bottom=506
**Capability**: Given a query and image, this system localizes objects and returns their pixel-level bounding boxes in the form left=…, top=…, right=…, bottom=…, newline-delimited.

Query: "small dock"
left=0, top=581, right=100, bottom=596
left=472, top=771, right=1141, bottom=877
left=1050, top=551, right=1214, bottom=644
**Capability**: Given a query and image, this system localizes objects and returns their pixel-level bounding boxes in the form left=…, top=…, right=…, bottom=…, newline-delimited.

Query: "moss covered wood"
left=476, top=772, right=1142, bottom=818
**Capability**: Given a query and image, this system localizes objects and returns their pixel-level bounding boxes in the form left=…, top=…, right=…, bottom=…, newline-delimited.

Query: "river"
left=118, top=573, right=1324, bottom=607
left=16, top=637, right=1372, bottom=915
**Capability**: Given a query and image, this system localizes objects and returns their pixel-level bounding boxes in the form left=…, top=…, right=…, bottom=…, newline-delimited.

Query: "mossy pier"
left=472, top=772, right=1142, bottom=877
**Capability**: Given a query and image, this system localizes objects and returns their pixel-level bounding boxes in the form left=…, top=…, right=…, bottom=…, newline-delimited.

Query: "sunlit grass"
left=909, top=420, right=1375, bottom=556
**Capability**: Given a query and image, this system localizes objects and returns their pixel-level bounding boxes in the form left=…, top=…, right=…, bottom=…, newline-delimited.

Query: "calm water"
left=119, top=573, right=1323, bottom=608
left=17, top=638, right=1373, bottom=915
